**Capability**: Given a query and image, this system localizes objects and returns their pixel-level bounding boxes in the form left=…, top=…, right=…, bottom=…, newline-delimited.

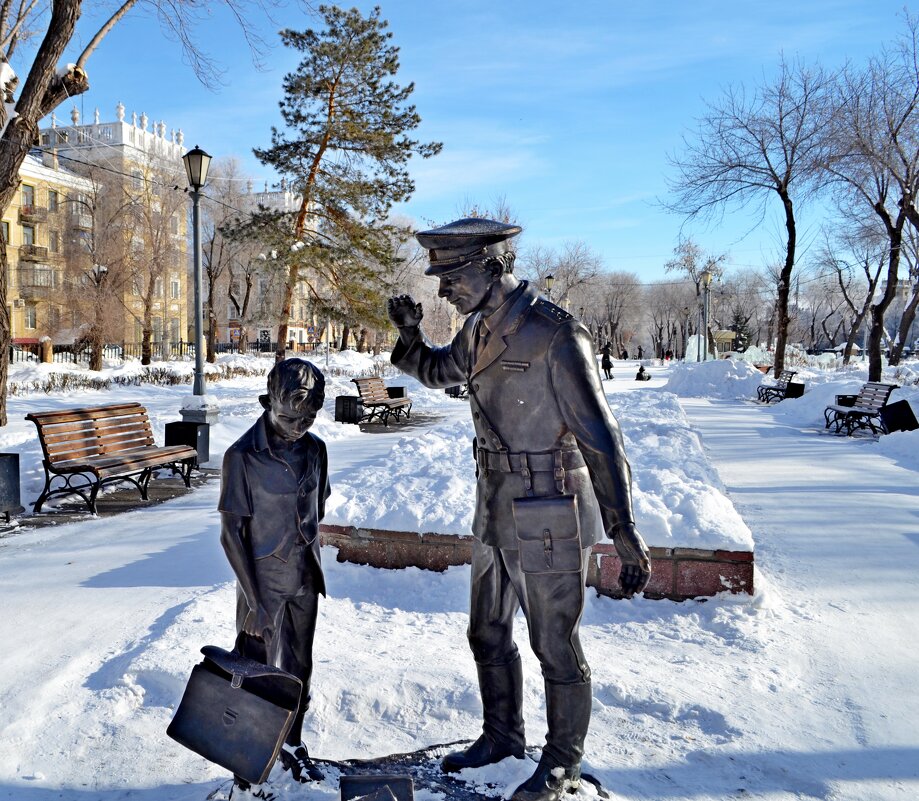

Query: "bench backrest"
left=352, top=377, right=390, bottom=403
left=853, top=382, right=898, bottom=412
left=26, top=403, right=155, bottom=464
left=775, top=369, right=797, bottom=388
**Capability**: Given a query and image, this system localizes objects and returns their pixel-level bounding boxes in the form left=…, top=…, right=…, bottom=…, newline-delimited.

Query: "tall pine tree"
left=253, top=4, right=441, bottom=360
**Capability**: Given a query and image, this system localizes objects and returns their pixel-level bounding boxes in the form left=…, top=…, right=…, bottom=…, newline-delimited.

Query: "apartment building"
left=36, top=104, right=190, bottom=348
left=4, top=152, right=94, bottom=343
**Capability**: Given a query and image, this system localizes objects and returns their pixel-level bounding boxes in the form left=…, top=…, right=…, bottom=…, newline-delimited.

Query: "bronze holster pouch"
left=512, top=493, right=581, bottom=574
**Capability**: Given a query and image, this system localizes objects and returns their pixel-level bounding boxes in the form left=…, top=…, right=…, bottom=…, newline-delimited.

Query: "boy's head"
left=259, top=358, right=326, bottom=442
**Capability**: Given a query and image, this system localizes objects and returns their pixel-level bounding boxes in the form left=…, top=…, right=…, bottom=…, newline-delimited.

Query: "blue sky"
left=39, top=0, right=913, bottom=280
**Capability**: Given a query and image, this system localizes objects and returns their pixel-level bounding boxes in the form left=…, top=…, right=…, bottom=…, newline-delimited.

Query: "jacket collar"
left=252, top=412, right=316, bottom=457
left=471, top=281, right=538, bottom=376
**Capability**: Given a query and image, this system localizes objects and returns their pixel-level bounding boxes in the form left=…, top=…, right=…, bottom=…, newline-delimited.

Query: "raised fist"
left=388, top=294, right=424, bottom=328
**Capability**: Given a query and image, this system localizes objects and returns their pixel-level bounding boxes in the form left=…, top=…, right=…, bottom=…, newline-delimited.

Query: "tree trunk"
left=773, top=194, right=796, bottom=376
left=0, top=0, right=86, bottom=425
left=339, top=324, right=351, bottom=351
left=89, top=330, right=103, bottom=372
left=889, top=283, right=919, bottom=365
left=206, top=307, right=218, bottom=363
left=866, top=215, right=905, bottom=380
left=141, top=326, right=152, bottom=366
left=357, top=327, right=369, bottom=353
left=275, top=264, right=295, bottom=364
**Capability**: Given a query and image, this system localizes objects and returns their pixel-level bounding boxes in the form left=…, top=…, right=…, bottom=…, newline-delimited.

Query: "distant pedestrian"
left=664, top=349, right=673, bottom=361
left=637, top=345, right=644, bottom=360
left=620, top=348, right=629, bottom=360
left=600, top=343, right=613, bottom=380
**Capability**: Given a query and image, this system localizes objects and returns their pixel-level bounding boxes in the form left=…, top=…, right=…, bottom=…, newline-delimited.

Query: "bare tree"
left=119, top=157, right=187, bottom=364
left=643, top=279, right=695, bottom=358
left=61, top=161, right=133, bottom=370
left=666, top=58, right=831, bottom=375
left=663, top=238, right=725, bottom=297
left=201, top=159, right=252, bottom=361
left=0, top=0, right=300, bottom=423
left=822, top=18, right=919, bottom=378
left=816, top=227, right=886, bottom=363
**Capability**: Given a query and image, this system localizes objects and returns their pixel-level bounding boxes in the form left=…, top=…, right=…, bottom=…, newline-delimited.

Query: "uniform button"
left=480, top=437, right=487, bottom=445
left=473, top=383, right=480, bottom=391
left=473, top=411, right=480, bottom=419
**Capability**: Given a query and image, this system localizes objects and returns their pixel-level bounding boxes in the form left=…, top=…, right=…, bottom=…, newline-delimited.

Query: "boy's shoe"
left=279, top=742, right=325, bottom=782
left=229, top=778, right=276, bottom=800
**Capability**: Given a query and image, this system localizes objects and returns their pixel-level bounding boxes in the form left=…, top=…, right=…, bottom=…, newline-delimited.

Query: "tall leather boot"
left=511, top=680, right=592, bottom=801
left=442, top=658, right=526, bottom=772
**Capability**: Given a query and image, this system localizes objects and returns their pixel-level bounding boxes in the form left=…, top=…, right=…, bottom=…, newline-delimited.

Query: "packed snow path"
left=681, top=398, right=919, bottom=800
left=0, top=375, right=917, bottom=800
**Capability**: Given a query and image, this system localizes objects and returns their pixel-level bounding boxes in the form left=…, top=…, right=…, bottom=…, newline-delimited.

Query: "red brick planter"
left=320, top=524, right=753, bottom=601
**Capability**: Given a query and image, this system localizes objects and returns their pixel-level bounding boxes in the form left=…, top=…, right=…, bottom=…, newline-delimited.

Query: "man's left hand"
left=611, top=522, right=652, bottom=598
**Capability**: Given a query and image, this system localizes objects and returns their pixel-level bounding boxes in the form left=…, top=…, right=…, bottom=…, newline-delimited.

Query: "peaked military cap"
left=416, top=217, right=522, bottom=276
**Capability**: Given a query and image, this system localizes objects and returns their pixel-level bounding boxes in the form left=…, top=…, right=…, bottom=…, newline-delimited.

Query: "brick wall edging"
left=320, top=524, right=754, bottom=601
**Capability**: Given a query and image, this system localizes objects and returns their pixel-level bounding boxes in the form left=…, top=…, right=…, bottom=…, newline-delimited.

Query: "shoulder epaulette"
left=532, top=297, right=574, bottom=324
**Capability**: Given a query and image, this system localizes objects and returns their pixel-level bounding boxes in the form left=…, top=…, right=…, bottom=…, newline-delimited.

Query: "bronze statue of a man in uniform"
left=388, top=218, right=651, bottom=801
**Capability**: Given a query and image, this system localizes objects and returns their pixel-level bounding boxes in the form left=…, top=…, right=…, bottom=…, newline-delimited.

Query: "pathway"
left=680, top=397, right=919, bottom=800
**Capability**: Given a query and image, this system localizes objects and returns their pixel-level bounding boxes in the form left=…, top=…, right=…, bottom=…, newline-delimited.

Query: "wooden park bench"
left=757, top=369, right=802, bottom=403
left=823, top=382, right=899, bottom=436
left=350, top=377, right=413, bottom=426
left=26, top=402, right=198, bottom=513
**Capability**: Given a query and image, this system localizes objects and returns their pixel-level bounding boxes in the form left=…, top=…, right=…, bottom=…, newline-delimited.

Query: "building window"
left=132, top=277, right=142, bottom=296
left=24, top=305, right=36, bottom=329
left=227, top=301, right=238, bottom=320
left=48, top=190, right=58, bottom=212
left=170, top=278, right=180, bottom=299
left=21, top=184, right=34, bottom=210
left=22, top=225, right=34, bottom=245
left=49, top=306, right=61, bottom=329
left=154, top=277, right=164, bottom=297
left=170, top=318, right=180, bottom=343
left=132, top=170, right=143, bottom=190
left=49, top=231, right=59, bottom=253
left=1, top=221, right=8, bottom=244
left=153, top=317, right=163, bottom=341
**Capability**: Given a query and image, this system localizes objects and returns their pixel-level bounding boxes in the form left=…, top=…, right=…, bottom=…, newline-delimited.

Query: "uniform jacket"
left=219, top=413, right=331, bottom=593
left=392, top=281, right=634, bottom=549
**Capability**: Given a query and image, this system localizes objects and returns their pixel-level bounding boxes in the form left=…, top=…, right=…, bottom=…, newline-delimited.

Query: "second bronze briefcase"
left=167, top=645, right=302, bottom=784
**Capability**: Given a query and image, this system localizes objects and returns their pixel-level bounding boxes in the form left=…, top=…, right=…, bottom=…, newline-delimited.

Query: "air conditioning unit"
left=12, top=299, right=25, bottom=308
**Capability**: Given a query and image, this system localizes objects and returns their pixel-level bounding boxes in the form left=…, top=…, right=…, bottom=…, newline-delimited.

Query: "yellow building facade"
left=25, top=104, right=191, bottom=352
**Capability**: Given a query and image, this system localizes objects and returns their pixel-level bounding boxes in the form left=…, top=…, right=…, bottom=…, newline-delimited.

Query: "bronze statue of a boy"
left=219, top=358, right=329, bottom=794
left=388, top=218, right=651, bottom=801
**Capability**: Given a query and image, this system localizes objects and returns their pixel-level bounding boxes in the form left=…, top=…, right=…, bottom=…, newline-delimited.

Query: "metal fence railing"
left=10, top=340, right=328, bottom=364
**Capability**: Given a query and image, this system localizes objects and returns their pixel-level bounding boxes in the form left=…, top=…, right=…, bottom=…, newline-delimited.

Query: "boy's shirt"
left=220, top=413, right=331, bottom=590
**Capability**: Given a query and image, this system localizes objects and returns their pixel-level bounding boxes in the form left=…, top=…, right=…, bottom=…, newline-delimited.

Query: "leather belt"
left=475, top=447, right=585, bottom=473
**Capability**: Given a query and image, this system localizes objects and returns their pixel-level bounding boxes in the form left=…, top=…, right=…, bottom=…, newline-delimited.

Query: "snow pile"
left=663, top=359, right=764, bottom=399
left=325, top=389, right=754, bottom=550
left=325, top=416, right=475, bottom=535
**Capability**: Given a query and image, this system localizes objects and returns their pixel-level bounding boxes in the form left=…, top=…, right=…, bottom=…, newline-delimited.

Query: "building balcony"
left=19, top=245, right=48, bottom=262
left=18, top=267, right=57, bottom=294
left=71, top=213, right=92, bottom=230
left=18, top=206, right=48, bottom=223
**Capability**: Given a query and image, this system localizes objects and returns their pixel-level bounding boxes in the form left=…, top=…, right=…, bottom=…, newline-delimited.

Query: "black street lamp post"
left=183, top=146, right=211, bottom=396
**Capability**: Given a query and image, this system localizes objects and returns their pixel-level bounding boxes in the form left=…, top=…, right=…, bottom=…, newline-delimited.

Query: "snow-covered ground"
left=0, top=353, right=917, bottom=800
